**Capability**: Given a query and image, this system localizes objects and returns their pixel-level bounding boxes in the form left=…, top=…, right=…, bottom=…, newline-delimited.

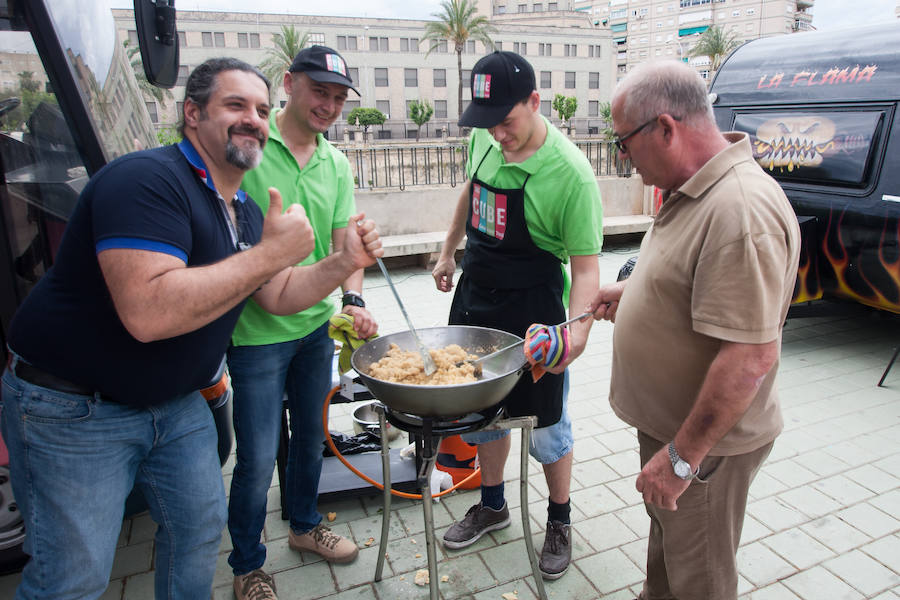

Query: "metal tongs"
left=375, top=257, right=437, bottom=376
left=459, top=311, right=593, bottom=375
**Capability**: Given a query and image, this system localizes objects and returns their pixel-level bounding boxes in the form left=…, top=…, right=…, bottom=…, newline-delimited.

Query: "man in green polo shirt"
left=226, top=46, right=374, bottom=600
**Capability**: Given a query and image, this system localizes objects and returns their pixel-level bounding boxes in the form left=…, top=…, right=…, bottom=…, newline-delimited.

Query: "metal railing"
left=339, top=140, right=632, bottom=191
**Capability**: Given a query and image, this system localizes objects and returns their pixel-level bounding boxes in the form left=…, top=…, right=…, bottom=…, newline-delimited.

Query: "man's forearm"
left=440, top=187, right=469, bottom=259
left=674, top=340, right=778, bottom=467
left=99, top=243, right=293, bottom=343
left=260, top=252, right=360, bottom=316
left=566, top=254, right=600, bottom=359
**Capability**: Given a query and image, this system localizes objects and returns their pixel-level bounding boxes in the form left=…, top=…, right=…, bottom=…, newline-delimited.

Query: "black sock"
left=548, top=499, right=570, bottom=524
left=480, top=482, right=505, bottom=510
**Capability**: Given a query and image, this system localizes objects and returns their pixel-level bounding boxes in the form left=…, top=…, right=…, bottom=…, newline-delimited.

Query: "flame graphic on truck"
left=752, top=116, right=837, bottom=172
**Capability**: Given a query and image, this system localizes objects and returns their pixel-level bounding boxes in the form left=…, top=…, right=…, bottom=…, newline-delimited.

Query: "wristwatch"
left=341, top=290, right=365, bottom=309
left=668, top=442, right=700, bottom=480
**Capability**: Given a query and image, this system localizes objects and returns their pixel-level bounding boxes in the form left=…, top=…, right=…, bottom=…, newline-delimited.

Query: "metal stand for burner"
left=371, top=403, right=548, bottom=600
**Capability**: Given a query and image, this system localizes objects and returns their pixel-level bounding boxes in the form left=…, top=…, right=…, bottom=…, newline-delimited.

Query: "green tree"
left=598, top=101, right=614, bottom=140
left=422, top=0, right=496, bottom=119
left=688, top=25, right=741, bottom=72
left=258, top=25, right=309, bottom=84
left=347, top=107, right=386, bottom=141
left=408, top=100, right=434, bottom=140
left=124, top=41, right=174, bottom=107
left=156, top=126, right=181, bottom=146
left=552, top=94, right=577, bottom=133
left=0, top=72, right=57, bottom=132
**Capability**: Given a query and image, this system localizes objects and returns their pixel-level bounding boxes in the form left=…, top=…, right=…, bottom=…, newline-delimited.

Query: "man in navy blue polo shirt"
left=0, top=57, right=382, bottom=600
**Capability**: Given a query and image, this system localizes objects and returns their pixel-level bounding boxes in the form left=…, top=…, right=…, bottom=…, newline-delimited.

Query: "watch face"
left=674, top=460, right=692, bottom=479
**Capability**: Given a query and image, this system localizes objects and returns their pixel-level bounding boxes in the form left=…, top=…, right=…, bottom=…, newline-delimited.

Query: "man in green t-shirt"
left=432, top=51, right=603, bottom=581
left=226, top=46, right=374, bottom=600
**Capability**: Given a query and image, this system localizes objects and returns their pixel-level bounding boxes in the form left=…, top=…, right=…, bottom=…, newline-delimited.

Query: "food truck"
left=709, top=22, right=900, bottom=314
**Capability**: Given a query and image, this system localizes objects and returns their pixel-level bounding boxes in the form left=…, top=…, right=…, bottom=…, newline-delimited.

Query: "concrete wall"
left=356, top=175, right=650, bottom=237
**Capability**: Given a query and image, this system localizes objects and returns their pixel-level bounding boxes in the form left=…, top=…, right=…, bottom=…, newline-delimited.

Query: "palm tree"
left=422, top=0, right=497, bottom=119
left=258, top=25, right=310, bottom=84
left=688, top=25, right=741, bottom=72
left=125, top=41, right=173, bottom=107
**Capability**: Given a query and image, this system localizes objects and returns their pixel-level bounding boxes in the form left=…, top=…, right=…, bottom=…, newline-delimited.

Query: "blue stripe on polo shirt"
left=96, top=237, right=188, bottom=263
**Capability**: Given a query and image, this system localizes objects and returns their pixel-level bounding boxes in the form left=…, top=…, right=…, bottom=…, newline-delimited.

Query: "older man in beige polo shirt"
left=589, top=60, right=800, bottom=600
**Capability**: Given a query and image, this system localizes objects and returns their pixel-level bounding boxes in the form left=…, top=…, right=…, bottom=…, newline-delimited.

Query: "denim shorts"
left=462, top=370, right=572, bottom=464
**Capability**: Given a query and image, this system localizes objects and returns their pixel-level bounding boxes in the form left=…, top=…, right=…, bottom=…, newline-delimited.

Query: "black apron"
left=449, top=149, right=566, bottom=428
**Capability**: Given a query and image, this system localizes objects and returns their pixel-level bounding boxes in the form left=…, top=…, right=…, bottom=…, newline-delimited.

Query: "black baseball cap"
left=289, top=45, right=360, bottom=95
left=458, top=51, right=536, bottom=128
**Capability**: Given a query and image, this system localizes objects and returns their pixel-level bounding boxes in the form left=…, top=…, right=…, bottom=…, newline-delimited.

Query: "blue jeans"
left=226, top=323, right=334, bottom=575
left=0, top=360, right=226, bottom=600
left=462, top=370, right=573, bottom=464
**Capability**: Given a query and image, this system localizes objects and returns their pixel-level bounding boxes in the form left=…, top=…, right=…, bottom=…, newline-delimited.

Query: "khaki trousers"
left=637, top=431, right=774, bottom=600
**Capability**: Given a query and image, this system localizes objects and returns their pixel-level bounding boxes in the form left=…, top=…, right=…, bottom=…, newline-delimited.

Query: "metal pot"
left=350, top=326, right=528, bottom=418
left=352, top=400, right=402, bottom=441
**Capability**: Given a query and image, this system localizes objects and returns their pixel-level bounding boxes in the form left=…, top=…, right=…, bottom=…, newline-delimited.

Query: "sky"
left=108, top=0, right=897, bottom=31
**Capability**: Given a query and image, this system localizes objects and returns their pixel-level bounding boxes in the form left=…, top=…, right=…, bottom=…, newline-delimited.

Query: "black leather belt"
left=13, top=360, right=103, bottom=398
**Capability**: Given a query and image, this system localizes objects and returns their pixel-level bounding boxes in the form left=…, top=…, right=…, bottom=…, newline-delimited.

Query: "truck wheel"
left=0, top=466, right=27, bottom=575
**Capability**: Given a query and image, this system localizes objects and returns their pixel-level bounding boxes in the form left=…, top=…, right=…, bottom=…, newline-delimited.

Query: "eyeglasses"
left=612, top=117, right=659, bottom=154
left=612, top=115, right=681, bottom=153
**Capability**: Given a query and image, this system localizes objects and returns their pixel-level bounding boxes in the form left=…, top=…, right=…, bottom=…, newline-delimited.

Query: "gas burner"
left=384, top=403, right=504, bottom=438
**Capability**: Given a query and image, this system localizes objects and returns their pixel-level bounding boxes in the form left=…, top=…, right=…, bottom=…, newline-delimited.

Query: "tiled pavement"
left=2, top=236, right=899, bottom=599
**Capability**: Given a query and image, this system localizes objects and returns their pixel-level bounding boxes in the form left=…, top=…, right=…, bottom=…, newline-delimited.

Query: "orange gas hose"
left=321, top=386, right=480, bottom=499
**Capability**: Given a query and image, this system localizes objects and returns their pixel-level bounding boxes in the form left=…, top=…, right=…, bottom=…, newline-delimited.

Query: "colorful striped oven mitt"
left=523, top=322, right=570, bottom=382
left=328, top=313, right=377, bottom=374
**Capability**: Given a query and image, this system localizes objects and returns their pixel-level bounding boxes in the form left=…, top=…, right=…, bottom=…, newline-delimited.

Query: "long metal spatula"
left=460, top=311, right=593, bottom=374
left=375, top=257, right=437, bottom=376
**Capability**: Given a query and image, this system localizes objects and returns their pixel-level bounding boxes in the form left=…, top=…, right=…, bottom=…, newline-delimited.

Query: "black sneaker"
left=539, top=520, right=571, bottom=580
left=442, top=501, right=510, bottom=549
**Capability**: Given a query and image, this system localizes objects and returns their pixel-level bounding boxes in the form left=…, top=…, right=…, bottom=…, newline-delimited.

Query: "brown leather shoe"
left=288, top=523, right=359, bottom=563
left=234, top=568, right=277, bottom=600
left=539, top=520, right=571, bottom=580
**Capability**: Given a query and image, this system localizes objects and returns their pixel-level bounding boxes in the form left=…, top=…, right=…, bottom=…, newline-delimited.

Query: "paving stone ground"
left=3, top=236, right=899, bottom=600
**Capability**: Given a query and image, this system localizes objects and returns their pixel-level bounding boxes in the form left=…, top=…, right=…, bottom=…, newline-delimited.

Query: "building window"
left=405, top=68, right=418, bottom=87
left=176, top=65, right=188, bottom=86
left=374, top=68, right=388, bottom=87
left=348, top=67, right=359, bottom=85
left=565, top=71, right=575, bottom=88
left=250, top=33, right=260, bottom=48
left=495, top=41, right=502, bottom=51
left=497, top=5, right=506, bottom=14
left=128, top=30, right=138, bottom=46
left=434, top=100, right=447, bottom=118
left=588, top=72, right=599, bottom=89
left=238, top=32, right=248, bottom=48
left=513, top=42, right=527, bottom=55
left=309, top=33, right=325, bottom=45
left=214, top=32, right=225, bottom=47
left=534, top=2, right=543, bottom=11
left=539, top=43, right=551, bottom=56
left=564, top=44, right=577, bottom=57
left=369, top=37, right=388, bottom=51
left=176, top=101, right=184, bottom=117
left=588, top=100, right=599, bottom=117
left=201, top=32, right=213, bottom=47
left=466, top=40, right=475, bottom=53
left=518, top=3, right=526, bottom=12
left=177, top=31, right=186, bottom=47
left=746, top=8, right=756, bottom=15
left=548, top=1, right=557, bottom=9
left=540, top=100, right=551, bottom=117
left=342, top=100, right=360, bottom=119
left=434, top=68, right=447, bottom=87
left=589, top=44, right=601, bottom=57
left=438, top=39, right=448, bottom=53
left=462, top=69, right=472, bottom=86
left=146, top=101, right=158, bottom=124
left=338, top=35, right=357, bottom=50
left=376, top=100, right=390, bottom=118
left=400, top=37, right=419, bottom=52
left=700, top=70, right=710, bottom=79
left=540, top=71, right=551, bottom=88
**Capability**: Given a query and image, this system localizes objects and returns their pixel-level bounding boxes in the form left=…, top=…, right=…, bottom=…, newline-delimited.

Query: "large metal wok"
left=350, top=326, right=528, bottom=418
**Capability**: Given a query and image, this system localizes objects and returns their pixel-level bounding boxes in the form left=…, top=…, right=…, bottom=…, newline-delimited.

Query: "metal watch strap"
left=668, top=441, right=700, bottom=480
